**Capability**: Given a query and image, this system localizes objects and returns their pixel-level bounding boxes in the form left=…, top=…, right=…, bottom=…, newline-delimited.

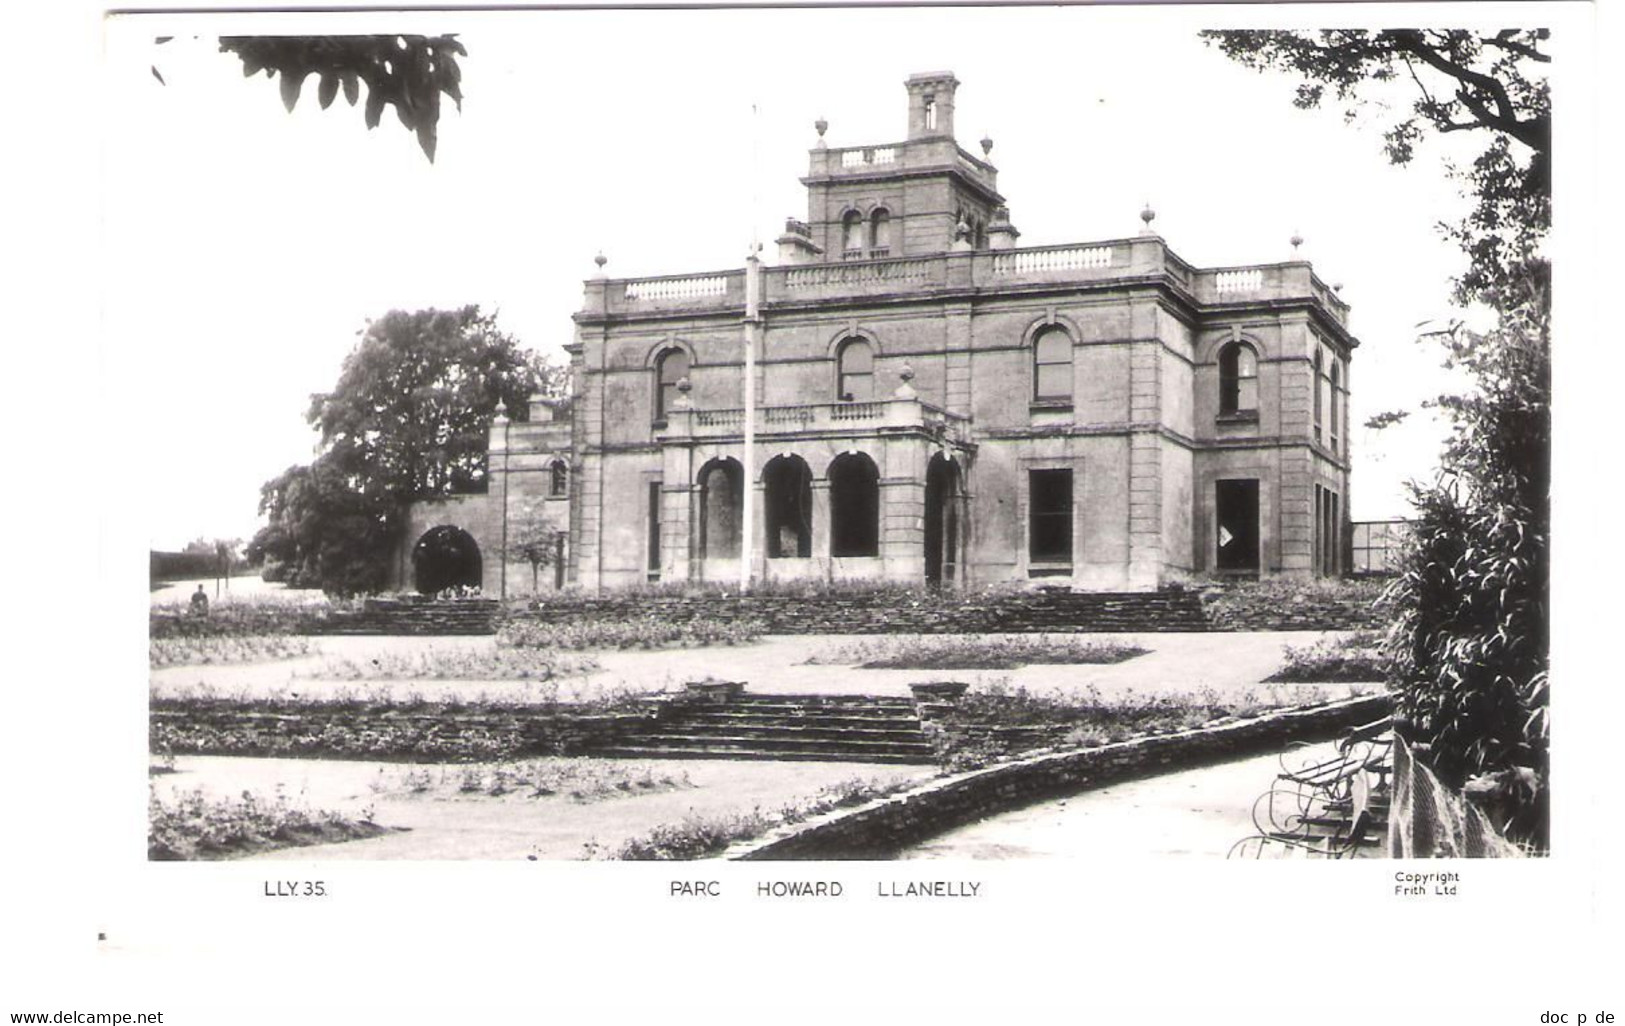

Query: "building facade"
left=396, top=72, right=1357, bottom=597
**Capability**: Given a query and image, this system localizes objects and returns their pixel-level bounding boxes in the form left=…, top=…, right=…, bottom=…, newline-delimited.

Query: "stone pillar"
left=1126, top=337, right=1163, bottom=588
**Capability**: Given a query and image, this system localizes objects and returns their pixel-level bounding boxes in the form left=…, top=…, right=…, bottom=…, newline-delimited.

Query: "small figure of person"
left=189, top=583, right=209, bottom=617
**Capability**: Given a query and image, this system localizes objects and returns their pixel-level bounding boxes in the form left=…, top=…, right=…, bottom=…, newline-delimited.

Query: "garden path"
left=154, top=755, right=932, bottom=861
left=150, top=630, right=1373, bottom=704
left=894, top=742, right=1346, bottom=859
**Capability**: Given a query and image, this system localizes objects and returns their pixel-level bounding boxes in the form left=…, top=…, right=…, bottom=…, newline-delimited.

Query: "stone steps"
left=591, top=693, right=938, bottom=764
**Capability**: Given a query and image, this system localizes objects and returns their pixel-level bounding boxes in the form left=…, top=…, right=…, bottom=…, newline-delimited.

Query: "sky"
left=102, top=7, right=1556, bottom=549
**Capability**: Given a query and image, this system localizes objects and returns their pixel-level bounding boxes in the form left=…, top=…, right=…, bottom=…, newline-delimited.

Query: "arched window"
left=837, top=338, right=874, bottom=402
left=1219, top=342, right=1258, bottom=416
left=868, top=208, right=891, bottom=258
left=548, top=459, right=568, bottom=498
left=828, top=452, right=880, bottom=557
left=654, top=347, right=689, bottom=421
left=1033, top=327, right=1073, bottom=402
left=842, top=211, right=864, bottom=259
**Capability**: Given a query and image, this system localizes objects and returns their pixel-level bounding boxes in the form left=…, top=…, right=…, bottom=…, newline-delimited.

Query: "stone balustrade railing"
left=989, top=244, right=1115, bottom=275
left=658, top=398, right=971, bottom=443
left=783, top=258, right=935, bottom=290
left=583, top=239, right=1346, bottom=329
left=624, top=275, right=731, bottom=301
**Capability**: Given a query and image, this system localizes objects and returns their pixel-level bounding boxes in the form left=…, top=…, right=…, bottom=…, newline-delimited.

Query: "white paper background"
left=5, top=1, right=1618, bottom=1021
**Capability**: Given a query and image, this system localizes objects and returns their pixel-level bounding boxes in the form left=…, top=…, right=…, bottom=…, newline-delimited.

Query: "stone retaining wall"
left=513, top=588, right=1210, bottom=635
left=149, top=700, right=660, bottom=762
left=725, top=692, right=1392, bottom=860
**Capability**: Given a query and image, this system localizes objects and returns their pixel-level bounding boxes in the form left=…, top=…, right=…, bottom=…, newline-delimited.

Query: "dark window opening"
left=1028, top=469, right=1073, bottom=564
left=763, top=455, right=813, bottom=558
left=1330, top=362, right=1341, bottom=453
left=1033, top=328, right=1073, bottom=402
left=697, top=460, right=742, bottom=560
left=1219, top=343, right=1259, bottom=416
left=925, top=454, right=961, bottom=587
left=655, top=348, right=689, bottom=421
left=842, top=211, right=864, bottom=259
left=869, top=208, right=891, bottom=259
left=1215, top=479, right=1260, bottom=572
left=829, top=452, right=880, bottom=557
left=837, top=338, right=874, bottom=402
left=554, top=533, right=566, bottom=590
left=549, top=460, right=568, bottom=497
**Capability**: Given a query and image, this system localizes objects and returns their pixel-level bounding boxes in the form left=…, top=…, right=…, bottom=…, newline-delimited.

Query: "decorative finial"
left=980, top=134, right=993, bottom=156
left=1290, top=231, right=1304, bottom=253
left=674, top=376, right=693, bottom=409
left=814, top=117, right=828, bottom=149
left=1332, top=283, right=1343, bottom=293
left=593, top=252, right=607, bottom=278
left=893, top=362, right=918, bottom=400
left=1140, top=202, right=1156, bottom=233
left=494, top=399, right=509, bottom=421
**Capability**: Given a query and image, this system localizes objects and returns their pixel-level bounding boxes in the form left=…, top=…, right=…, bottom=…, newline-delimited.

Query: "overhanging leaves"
left=219, top=34, right=466, bottom=162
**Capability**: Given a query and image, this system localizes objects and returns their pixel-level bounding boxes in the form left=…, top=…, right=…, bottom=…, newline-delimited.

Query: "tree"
left=1206, top=29, right=1552, bottom=848
left=153, top=34, right=466, bottom=162
left=511, top=508, right=565, bottom=595
left=250, top=306, right=548, bottom=595
left=1202, top=29, right=1549, bottom=304
left=308, top=307, right=537, bottom=501
left=1385, top=266, right=1549, bottom=847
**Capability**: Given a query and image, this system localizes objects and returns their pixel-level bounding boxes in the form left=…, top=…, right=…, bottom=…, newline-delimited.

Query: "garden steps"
left=591, top=693, right=938, bottom=764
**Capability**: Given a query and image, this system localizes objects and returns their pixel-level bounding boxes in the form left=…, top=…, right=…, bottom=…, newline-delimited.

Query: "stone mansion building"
left=395, top=72, right=1357, bottom=597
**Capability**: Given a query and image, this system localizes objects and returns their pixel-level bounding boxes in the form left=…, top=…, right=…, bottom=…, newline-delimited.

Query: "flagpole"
left=740, top=101, right=762, bottom=594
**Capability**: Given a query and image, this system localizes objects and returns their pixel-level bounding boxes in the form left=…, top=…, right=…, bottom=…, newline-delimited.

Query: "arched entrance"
left=924, top=453, right=962, bottom=588
left=412, top=526, right=482, bottom=595
left=697, top=458, right=744, bottom=560
left=763, top=454, right=813, bottom=558
left=828, top=451, right=880, bottom=558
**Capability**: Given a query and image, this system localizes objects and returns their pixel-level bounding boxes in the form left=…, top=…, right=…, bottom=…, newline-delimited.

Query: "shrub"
left=1265, top=632, right=1388, bottom=683
left=1385, top=272, right=1549, bottom=849
left=803, top=635, right=1146, bottom=670
left=930, top=680, right=1343, bottom=770
left=592, top=776, right=909, bottom=860
left=311, top=647, right=598, bottom=681
left=149, top=594, right=332, bottom=639
left=150, top=635, right=315, bottom=668
left=499, top=615, right=764, bottom=651
left=148, top=784, right=387, bottom=860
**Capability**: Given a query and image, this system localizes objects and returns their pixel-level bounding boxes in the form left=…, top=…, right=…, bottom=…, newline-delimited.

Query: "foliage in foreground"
left=802, top=635, right=1146, bottom=670
left=312, top=646, right=598, bottom=681
left=1385, top=276, right=1549, bottom=848
left=149, top=595, right=333, bottom=639
left=933, top=681, right=1353, bottom=771
left=376, top=759, right=692, bottom=803
left=588, top=777, right=908, bottom=861
left=149, top=785, right=387, bottom=860
left=499, top=614, right=765, bottom=651
left=1265, top=632, right=1389, bottom=683
left=150, top=634, right=315, bottom=669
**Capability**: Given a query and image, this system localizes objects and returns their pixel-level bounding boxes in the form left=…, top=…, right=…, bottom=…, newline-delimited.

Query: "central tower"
left=786, top=71, right=1005, bottom=263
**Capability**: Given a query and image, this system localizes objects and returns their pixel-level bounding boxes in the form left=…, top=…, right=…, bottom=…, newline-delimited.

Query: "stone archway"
left=412, top=526, right=483, bottom=595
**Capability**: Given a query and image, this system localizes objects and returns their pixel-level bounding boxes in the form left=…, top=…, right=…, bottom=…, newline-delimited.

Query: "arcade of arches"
left=690, top=448, right=966, bottom=581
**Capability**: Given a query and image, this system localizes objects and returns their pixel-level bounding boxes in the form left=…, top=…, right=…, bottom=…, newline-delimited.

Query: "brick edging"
left=724, top=692, right=1392, bottom=860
